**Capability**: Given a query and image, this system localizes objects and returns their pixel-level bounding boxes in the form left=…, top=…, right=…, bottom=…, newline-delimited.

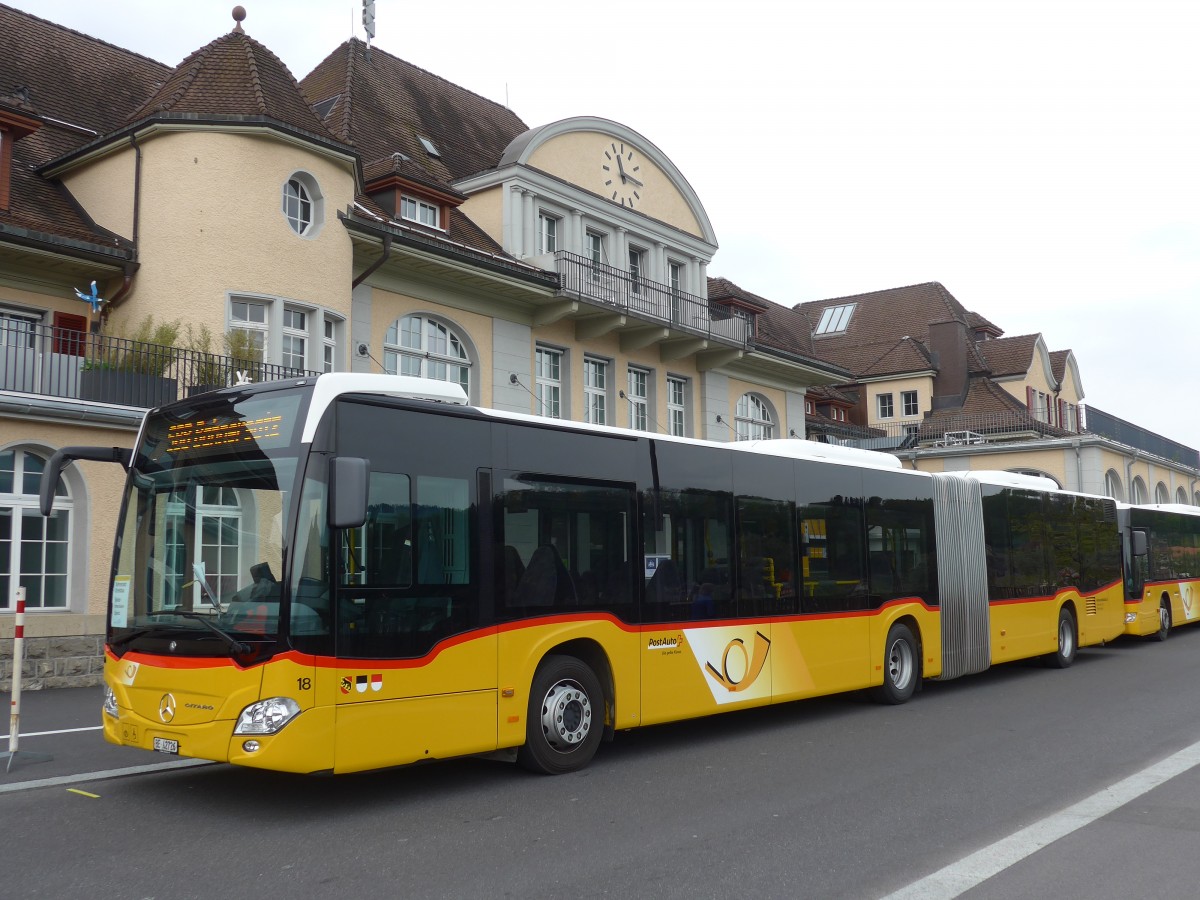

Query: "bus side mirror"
left=1131, top=530, right=1148, bottom=557
left=329, top=457, right=370, bottom=529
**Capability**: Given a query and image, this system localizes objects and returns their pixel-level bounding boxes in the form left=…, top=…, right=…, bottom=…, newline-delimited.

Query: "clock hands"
left=614, top=154, right=644, bottom=188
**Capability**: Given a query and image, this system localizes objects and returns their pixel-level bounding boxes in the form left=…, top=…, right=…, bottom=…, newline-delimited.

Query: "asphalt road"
left=3, top=627, right=1200, bottom=900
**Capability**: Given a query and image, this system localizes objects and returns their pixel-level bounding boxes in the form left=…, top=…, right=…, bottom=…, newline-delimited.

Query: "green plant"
left=86, top=315, right=182, bottom=376
left=223, top=327, right=264, bottom=383
left=121, top=315, right=181, bottom=375
left=182, top=323, right=227, bottom=387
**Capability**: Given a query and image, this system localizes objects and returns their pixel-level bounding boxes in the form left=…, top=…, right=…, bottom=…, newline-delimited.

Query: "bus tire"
left=871, top=623, right=918, bottom=705
left=517, top=655, right=604, bottom=775
left=1149, top=596, right=1171, bottom=642
left=1046, top=606, right=1078, bottom=668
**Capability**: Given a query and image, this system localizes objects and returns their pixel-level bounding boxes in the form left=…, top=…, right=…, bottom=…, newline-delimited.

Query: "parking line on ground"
left=0, top=759, right=214, bottom=793
left=881, top=738, right=1200, bottom=899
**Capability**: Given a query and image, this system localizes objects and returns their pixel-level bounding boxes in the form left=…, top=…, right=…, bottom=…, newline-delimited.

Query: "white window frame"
left=384, top=314, right=473, bottom=398
left=735, top=393, right=773, bottom=441
left=0, top=448, right=73, bottom=610
left=535, top=347, right=562, bottom=419
left=538, top=212, right=559, bottom=254
left=901, top=390, right=919, bottom=417
left=583, top=357, right=607, bottom=425
left=401, top=195, right=441, bottom=229
left=628, top=246, right=645, bottom=295
left=877, top=393, right=894, bottom=419
left=281, top=307, right=308, bottom=372
left=667, top=375, right=687, bottom=437
left=228, top=296, right=342, bottom=376
left=627, top=367, right=649, bottom=431
left=281, top=171, right=323, bottom=238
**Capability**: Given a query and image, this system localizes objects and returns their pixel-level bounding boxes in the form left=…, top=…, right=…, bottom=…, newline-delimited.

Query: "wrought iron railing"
left=555, top=252, right=752, bottom=347
left=0, top=319, right=316, bottom=409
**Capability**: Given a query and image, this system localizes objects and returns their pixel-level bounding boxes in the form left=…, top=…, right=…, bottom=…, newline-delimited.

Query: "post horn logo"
left=705, top=631, right=771, bottom=693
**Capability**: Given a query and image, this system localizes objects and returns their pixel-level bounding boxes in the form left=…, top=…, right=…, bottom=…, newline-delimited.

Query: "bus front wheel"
left=1149, top=597, right=1171, bottom=642
left=871, top=623, right=918, bottom=705
left=1046, top=607, right=1078, bottom=668
left=517, top=655, right=604, bottom=775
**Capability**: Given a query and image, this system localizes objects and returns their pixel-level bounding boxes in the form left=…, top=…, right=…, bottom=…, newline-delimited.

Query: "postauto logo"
left=684, top=628, right=772, bottom=704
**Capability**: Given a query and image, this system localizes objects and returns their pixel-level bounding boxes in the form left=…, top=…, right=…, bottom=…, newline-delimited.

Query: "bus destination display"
left=166, top=414, right=285, bottom=454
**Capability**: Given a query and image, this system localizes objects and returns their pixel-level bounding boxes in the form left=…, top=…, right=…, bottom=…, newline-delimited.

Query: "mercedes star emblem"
left=159, top=693, right=177, bottom=724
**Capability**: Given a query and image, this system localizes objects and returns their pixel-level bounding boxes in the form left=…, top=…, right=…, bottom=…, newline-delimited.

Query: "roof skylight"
left=418, top=135, right=440, bottom=157
left=813, top=303, right=855, bottom=335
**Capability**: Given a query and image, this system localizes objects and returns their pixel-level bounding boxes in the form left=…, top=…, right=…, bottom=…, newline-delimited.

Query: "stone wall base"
left=0, top=635, right=106, bottom=691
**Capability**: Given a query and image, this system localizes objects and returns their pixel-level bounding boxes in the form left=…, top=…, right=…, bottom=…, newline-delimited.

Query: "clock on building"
left=601, top=141, right=643, bottom=208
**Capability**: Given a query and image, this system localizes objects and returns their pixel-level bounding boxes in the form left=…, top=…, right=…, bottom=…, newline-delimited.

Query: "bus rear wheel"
left=871, top=623, right=918, bottom=705
left=1149, top=597, right=1171, bottom=642
left=1046, top=607, right=1078, bottom=668
left=517, top=655, right=604, bottom=775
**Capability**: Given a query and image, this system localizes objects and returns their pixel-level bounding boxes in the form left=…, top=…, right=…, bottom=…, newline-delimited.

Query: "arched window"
left=1104, top=469, right=1123, bottom=501
left=735, top=393, right=774, bottom=441
left=384, top=315, right=472, bottom=398
left=0, top=448, right=71, bottom=609
left=1155, top=482, right=1170, bottom=505
left=1176, top=487, right=1188, bottom=505
left=1131, top=477, right=1148, bottom=504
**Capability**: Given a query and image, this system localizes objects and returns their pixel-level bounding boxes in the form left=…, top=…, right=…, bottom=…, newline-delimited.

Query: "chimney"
left=928, top=319, right=970, bottom=410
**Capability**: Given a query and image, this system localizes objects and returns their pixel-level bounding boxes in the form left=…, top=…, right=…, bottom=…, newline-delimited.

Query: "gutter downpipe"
left=1072, top=439, right=1083, bottom=493
left=352, top=234, right=393, bottom=288
left=1125, top=449, right=1141, bottom=503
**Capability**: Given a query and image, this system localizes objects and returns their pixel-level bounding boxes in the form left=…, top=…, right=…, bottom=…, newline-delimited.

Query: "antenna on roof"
left=232, top=5, right=246, bottom=34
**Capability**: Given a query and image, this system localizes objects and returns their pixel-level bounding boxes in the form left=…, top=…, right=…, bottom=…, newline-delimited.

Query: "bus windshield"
left=108, top=389, right=307, bottom=655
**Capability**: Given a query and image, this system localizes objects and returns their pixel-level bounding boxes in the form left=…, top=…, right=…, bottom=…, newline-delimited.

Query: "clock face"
left=601, top=141, right=643, bottom=209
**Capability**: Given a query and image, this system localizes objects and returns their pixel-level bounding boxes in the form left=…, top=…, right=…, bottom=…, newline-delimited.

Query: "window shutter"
left=52, top=311, right=88, bottom=356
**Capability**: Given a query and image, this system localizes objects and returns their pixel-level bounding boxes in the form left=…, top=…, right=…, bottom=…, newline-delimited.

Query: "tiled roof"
left=919, top=377, right=1071, bottom=439
left=753, top=301, right=816, bottom=357
left=797, top=281, right=987, bottom=378
left=1049, top=349, right=1071, bottom=383
left=977, top=334, right=1039, bottom=378
left=860, top=337, right=934, bottom=378
left=707, top=276, right=772, bottom=311
left=127, top=27, right=342, bottom=145
left=302, top=39, right=528, bottom=186
left=0, top=4, right=169, bottom=250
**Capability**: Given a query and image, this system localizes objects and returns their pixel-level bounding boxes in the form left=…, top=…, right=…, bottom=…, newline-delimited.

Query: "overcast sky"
left=16, top=0, right=1200, bottom=452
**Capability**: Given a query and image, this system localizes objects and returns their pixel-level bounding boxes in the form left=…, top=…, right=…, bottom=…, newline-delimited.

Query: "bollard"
left=4, top=586, right=51, bottom=772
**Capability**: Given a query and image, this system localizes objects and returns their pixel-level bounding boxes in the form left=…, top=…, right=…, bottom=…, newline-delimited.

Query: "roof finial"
left=232, top=6, right=246, bottom=33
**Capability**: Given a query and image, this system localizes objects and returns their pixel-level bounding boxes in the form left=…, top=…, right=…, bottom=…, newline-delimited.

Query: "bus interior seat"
left=512, top=544, right=575, bottom=607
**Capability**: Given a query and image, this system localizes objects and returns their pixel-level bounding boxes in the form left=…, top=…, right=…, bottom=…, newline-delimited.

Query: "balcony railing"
left=1, top=319, right=316, bottom=410
left=555, top=252, right=752, bottom=347
left=823, top=411, right=1077, bottom=451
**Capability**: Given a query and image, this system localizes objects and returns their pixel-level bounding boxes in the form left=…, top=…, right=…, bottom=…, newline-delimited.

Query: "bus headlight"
left=103, top=685, right=119, bottom=719
left=234, top=697, right=301, bottom=735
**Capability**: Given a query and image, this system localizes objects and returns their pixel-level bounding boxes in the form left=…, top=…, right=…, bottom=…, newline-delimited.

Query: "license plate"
left=153, top=737, right=179, bottom=755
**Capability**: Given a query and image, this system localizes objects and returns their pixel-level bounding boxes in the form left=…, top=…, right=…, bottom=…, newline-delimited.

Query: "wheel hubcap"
left=887, top=639, right=913, bottom=691
left=539, top=679, right=592, bottom=752
left=1059, top=618, right=1074, bottom=656
left=1160, top=604, right=1170, bottom=634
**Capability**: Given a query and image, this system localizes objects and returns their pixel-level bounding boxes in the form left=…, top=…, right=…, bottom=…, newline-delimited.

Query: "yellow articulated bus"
left=42, top=373, right=1125, bottom=775
left=1120, top=503, right=1200, bottom=640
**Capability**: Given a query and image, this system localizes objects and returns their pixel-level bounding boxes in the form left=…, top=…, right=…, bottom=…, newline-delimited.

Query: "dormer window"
left=401, top=195, right=440, bottom=228
left=813, top=303, right=855, bottom=336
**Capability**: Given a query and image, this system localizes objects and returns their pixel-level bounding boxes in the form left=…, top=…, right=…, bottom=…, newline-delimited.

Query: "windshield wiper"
left=173, top=612, right=252, bottom=654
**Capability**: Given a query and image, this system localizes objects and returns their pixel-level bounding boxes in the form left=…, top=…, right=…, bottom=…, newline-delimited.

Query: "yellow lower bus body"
left=1124, top=579, right=1200, bottom=637
left=103, top=587, right=1120, bottom=774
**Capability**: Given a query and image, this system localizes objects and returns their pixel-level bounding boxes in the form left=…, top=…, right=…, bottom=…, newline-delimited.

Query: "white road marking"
left=0, top=726, right=103, bottom=740
left=0, top=759, right=214, bottom=794
left=881, top=738, right=1200, bottom=899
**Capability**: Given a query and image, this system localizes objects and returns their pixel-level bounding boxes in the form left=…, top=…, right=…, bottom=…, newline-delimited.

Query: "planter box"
left=80, top=369, right=179, bottom=408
